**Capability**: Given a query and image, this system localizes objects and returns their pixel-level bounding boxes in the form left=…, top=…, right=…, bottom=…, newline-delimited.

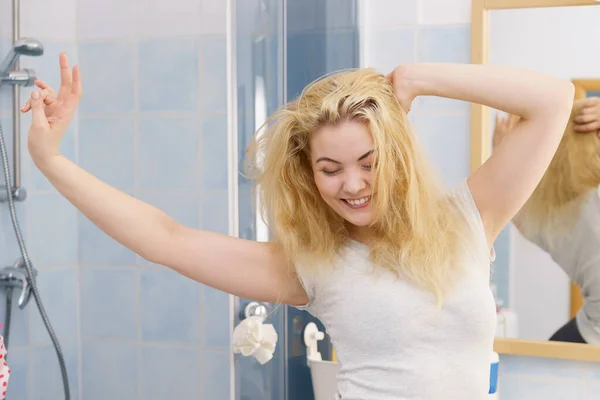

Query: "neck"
left=346, top=224, right=374, bottom=245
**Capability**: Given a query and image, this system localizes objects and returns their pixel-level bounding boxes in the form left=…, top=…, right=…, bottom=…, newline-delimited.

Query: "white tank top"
left=294, top=180, right=497, bottom=400
left=514, top=185, right=600, bottom=344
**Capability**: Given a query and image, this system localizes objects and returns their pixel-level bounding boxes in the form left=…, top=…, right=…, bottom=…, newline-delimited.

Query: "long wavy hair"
left=515, top=99, right=600, bottom=235
left=244, top=68, right=477, bottom=302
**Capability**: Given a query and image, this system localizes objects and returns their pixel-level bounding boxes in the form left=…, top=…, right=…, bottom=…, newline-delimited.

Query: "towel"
left=0, top=333, right=9, bottom=400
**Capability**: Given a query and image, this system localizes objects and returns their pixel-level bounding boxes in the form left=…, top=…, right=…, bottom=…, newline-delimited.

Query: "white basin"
left=309, top=359, right=341, bottom=400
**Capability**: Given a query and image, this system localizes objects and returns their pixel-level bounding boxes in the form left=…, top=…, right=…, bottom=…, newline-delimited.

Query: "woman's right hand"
left=21, top=52, right=81, bottom=167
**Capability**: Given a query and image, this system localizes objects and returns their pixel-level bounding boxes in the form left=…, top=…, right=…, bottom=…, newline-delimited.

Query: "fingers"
left=574, top=113, right=596, bottom=124
left=34, top=78, right=54, bottom=93
left=20, top=89, right=56, bottom=112
left=573, top=121, right=600, bottom=133
left=574, top=105, right=599, bottom=123
left=29, top=91, right=50, bottom=129
left=58, top=52, right=73, bottom=100
left=71, top=65, right=82, bottom=98
left=583, top=97, right=600, bottom=108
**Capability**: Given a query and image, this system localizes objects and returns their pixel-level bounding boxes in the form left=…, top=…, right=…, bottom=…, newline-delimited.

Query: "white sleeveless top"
left=294, top=180, right=497, bottom=400
left=514, top=185, right=600, bottom=344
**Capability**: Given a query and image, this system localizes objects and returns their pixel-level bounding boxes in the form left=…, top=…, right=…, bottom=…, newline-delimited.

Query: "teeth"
left=346, top=196, right=370, bottom=206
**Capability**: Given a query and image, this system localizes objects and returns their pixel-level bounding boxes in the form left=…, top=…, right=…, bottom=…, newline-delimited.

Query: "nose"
left=342, top=168, right=367, bottom=195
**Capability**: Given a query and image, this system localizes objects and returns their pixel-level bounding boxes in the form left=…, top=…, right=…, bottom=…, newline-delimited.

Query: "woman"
left=22, top=54, right=574, bottom=399
left=494, top=97, right=600, bottom=345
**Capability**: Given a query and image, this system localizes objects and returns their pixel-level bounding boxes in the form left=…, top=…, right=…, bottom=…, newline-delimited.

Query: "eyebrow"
left=316, top=149, right=374, bottom=165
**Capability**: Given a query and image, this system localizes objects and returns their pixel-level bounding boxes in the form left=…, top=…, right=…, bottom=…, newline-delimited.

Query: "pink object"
left=0, top=336, right=9, bottom=399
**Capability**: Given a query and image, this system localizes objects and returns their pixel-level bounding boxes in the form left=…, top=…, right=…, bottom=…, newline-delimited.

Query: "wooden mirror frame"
left=471, top=0, right=600, bottom=361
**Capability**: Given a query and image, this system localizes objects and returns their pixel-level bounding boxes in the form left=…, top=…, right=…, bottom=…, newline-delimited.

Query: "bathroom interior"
left=1, top=0, right=600, bottom=399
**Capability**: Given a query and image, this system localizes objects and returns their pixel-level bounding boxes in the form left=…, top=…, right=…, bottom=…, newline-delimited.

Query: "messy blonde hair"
left=516, top=99, right=600, bottom=235
left=244, top=68, right=476, bottom=301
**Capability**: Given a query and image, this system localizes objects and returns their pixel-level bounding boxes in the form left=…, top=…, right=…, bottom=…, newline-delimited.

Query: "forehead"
left=310, top=120, right=373, bottom=159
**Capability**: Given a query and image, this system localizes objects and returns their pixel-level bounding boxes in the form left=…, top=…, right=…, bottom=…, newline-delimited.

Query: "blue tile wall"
left=1, top=0, right=230, bottom=396
left=79, top=116, right=135, bottom=190
left=26, top=193, right=78, bottom=268
left=201, top=36, right=228, bottom=115
left=201, top=115, right=228, bottom=191
left=140, top=345, right=202, bottom=400
left=202, top=350, right=231, bottom=399
left=138, top=38, right=199, bottom=113
left=30, top=268, right=79, bottom=345
left=5, top=348, right=29, bottom=399
left=80, top=267, right=138, bottom=340
left=365, top=28, right=415, bottom=74
left=201, top=189, right=229, bottom=235
left=417, top=26, right=470, bottom=63
left=81, top=340, right=138, bottom=400
left=138, top=116, right=201, bottom=190
left=30, top=340, right=79, bottom=400
left=202, top=286, right=231, bottom=349
left=140, top=269, right=201, bottom=345
left=78, top=41, right=136, bottom=115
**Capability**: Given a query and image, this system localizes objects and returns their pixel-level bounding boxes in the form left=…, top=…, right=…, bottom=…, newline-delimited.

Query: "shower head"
left=0, top=38, right=44, bottom=76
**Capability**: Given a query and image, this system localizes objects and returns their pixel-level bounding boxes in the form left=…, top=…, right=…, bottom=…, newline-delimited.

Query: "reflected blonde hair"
left=244, top=68, right=477, bottom=302
left=516, top=99, right=600, bottom=234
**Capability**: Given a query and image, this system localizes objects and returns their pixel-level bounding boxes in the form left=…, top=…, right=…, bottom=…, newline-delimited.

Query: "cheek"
left=314, top=174, right=340, bottom=199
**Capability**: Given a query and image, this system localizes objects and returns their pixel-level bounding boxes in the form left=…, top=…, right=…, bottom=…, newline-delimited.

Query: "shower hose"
left=0, top=120, right=70, bottom=399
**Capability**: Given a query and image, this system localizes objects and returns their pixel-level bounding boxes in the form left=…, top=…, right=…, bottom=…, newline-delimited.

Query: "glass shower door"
left=234, top=1, right=359, bottom=399
left=235, top=1, right=286, bottom=399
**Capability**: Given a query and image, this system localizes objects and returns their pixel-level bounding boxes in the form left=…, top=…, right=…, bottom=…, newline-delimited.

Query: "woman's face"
left=310, top=120, right=374, bottom=228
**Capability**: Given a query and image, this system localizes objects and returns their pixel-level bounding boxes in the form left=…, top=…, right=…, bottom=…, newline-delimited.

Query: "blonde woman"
left=494, top=97, right=600, bottom=345
left=22, top=53, right=574, bottom=399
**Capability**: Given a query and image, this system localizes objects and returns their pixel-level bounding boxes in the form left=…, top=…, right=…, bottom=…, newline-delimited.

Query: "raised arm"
left=23, top=53, right=308, bottom=306
left=390, top=63, right=574, bottom=247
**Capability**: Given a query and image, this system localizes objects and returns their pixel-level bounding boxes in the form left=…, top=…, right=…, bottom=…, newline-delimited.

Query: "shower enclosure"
left=234, top=1, right=359, bottom=399
left=0, top=0, right=359, bottom=398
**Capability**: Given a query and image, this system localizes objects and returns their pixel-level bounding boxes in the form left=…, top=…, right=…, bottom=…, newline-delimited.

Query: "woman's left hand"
left=573, top=97, right=600, bottom=136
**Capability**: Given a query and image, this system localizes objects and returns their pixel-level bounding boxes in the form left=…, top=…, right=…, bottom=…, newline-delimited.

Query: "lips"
left=341, top=195, right=371, bottom=209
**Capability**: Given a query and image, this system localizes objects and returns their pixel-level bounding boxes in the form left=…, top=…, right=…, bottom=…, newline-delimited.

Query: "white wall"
left=360, top=0, right=473, bottom=190
left=490, top=5, right=600, bottom=340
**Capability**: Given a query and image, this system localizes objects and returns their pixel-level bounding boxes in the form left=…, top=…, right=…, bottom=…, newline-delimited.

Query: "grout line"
left=77, top=111, right=227, bottom=118
left=78, top=335, right=229, bottom=353
left=76, top=33, right=225, bottom=45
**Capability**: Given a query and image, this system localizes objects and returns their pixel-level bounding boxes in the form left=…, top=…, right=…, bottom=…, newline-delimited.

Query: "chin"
left=341, top=212, right=373, bottom=227
left=347, top=218, right=372, bottom=227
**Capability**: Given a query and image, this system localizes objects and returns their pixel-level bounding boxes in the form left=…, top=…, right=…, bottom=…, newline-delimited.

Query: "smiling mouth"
left=341, top=196, right=371, bottom=209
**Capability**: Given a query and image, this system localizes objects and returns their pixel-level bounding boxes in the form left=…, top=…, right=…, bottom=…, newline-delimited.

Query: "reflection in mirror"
left=489, top=5, right=600, bottom=344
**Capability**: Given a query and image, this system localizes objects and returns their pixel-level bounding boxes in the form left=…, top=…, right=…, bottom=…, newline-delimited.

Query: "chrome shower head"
left=0, top=38, right=44, bottom=76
